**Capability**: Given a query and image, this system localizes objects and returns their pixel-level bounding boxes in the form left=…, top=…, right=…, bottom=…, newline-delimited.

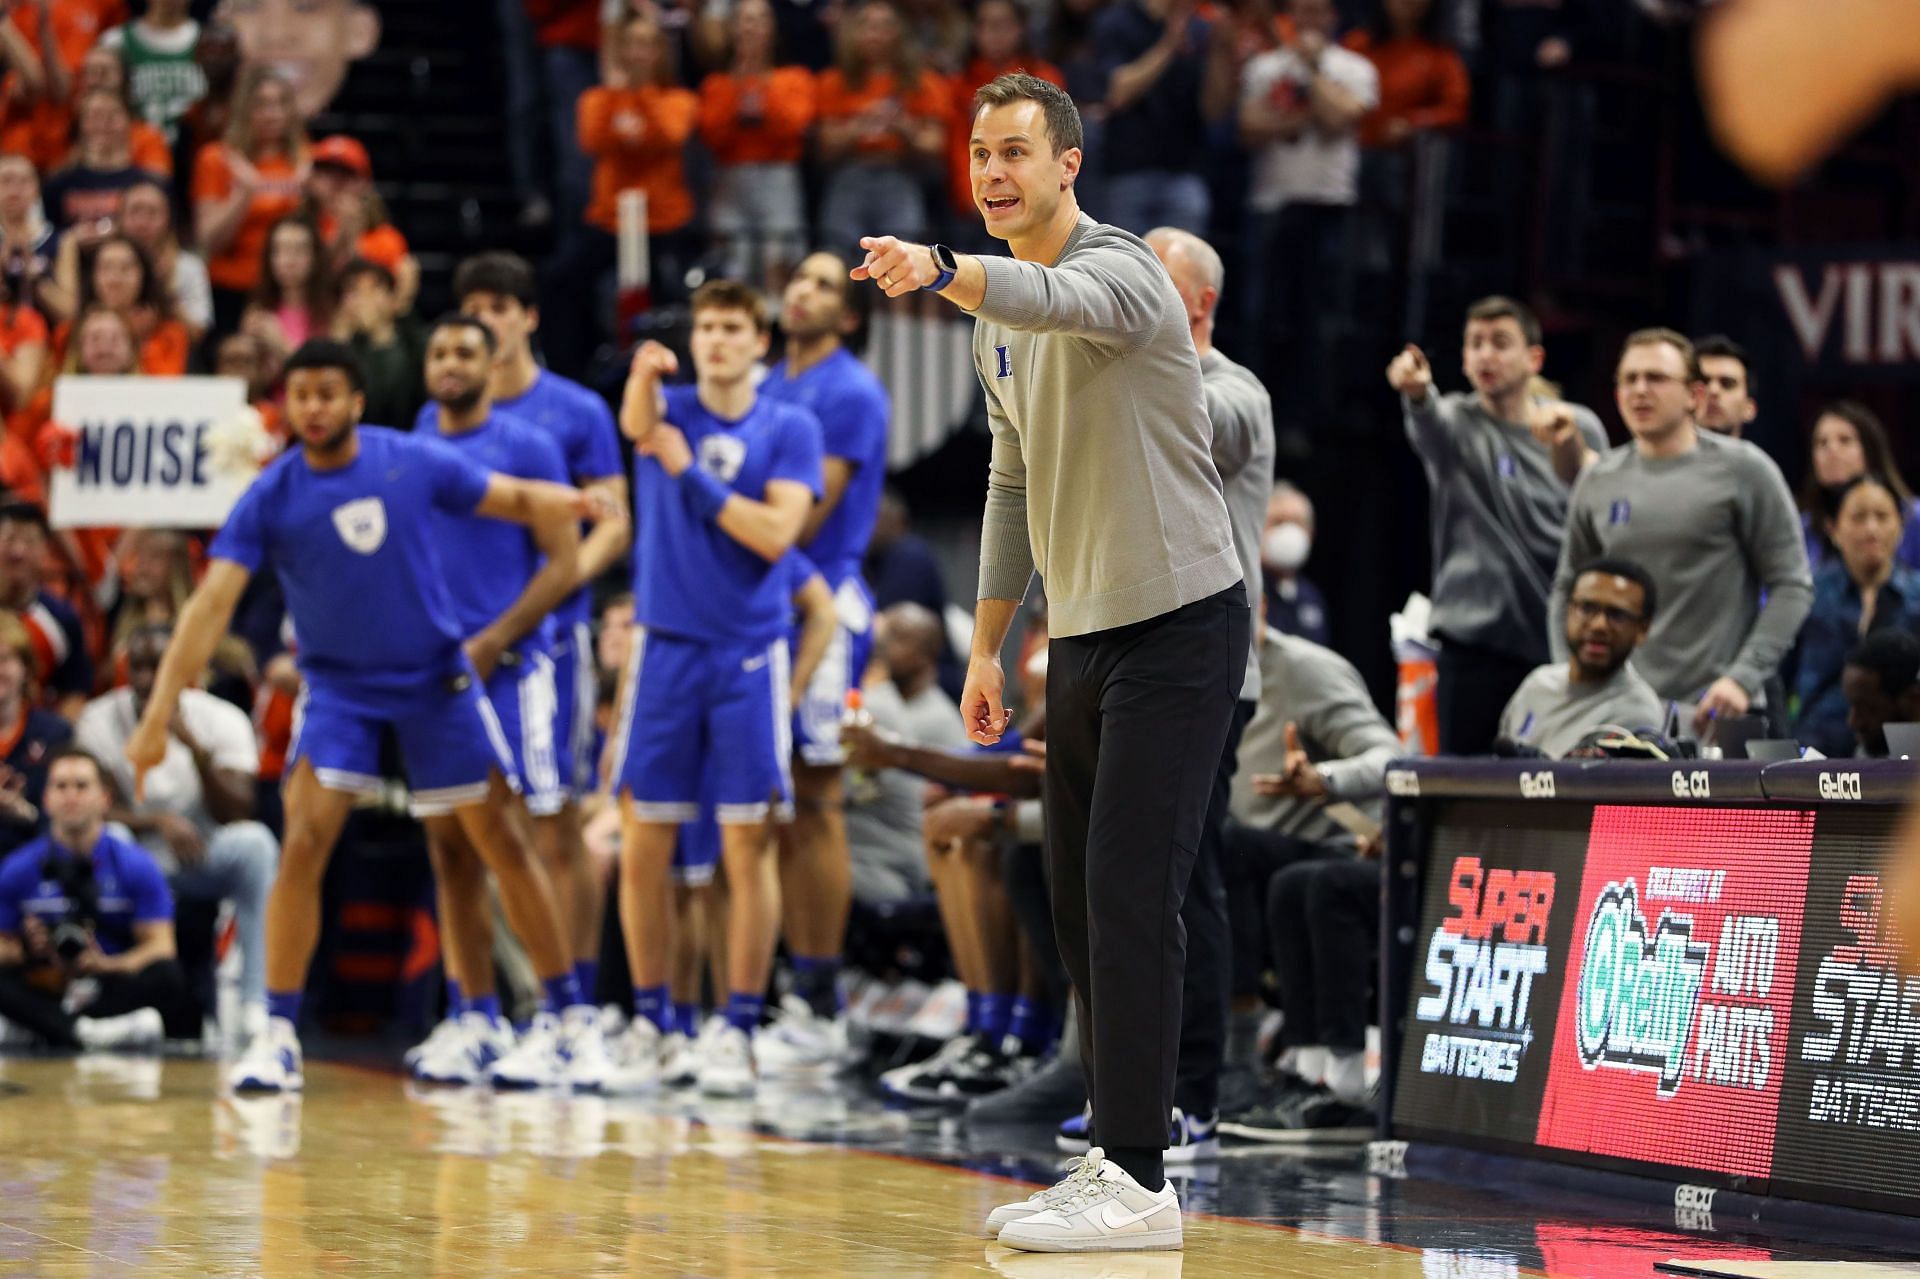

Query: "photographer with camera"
left=0, top=748, right=196, bottom=1051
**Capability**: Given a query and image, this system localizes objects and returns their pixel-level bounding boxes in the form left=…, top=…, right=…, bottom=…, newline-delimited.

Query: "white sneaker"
left=659, top=1030, right=699, bottom=1087
left=603, top=1017, right=663, bottom=1095
left=417, top=1012, right=513, bottom=1086
left=406, top=1015, right=464, bottom=1076
left=878, top=1032, right=985, bottom=1102
left=697, top=1023, right=756, bottom=1097
left=754, top=995, right=855, bottom=1076
left=985, top=1155, right=1099, bottom=1235
left=490, top=1012, right=568, bottom=1089
left=995, top=1147, right=1182, bottom=1253
left=74, top=1006, right=164, bottom=1051
left=561, top=1006, right=610, bottom=1092
left=230, top=1017, right=304, bottom=1094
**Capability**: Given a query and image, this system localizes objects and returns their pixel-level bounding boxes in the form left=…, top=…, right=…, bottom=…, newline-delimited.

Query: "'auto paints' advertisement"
left=1534, top=807, right=1817, bottom=1178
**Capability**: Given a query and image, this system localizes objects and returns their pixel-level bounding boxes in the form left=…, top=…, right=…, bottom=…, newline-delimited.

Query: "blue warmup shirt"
left=0, top=831, right=171, bottom=956
left=633, top=385, right=823, bottom=645
left=210, top=428, right=493, bottom=708
left=762, top=348, right=889, bottom=588
left=418, top=369, right=622, bottom=631
left=430, top=411, right=572, bottom=659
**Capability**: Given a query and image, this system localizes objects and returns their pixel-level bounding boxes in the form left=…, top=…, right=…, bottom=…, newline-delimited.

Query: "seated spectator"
left=1843, top=629, right=1920, bottom=759
left=242, top=216, right=336, bottom=359
left=50, top=233, right=190, bottom=375
left=1799, top=400, right=1920, bottom=574
left=544, top=13, right=698, bottom=376
left=192, top=68, right=309, bottom=331
left=41, top=89, right=167, bottom=232
left=698, top=0, right=816, bottom=287
left=1093, top=0, right=1213, bottom=233
left=0, top=155, right=72, bottom=323
left=15, top=307, right=141, bottom=531
left=0, top=612, right=73, bottom=857
left=1693, top=334, right=1757, bottom=439
left=813, top=0, right=950, bottom=255
left=863, top=488, right=962, bottom=697
left=1498, top=557, right=1666, bottom=758
left=1261, top=481, right=1329, bottom=646
left=116, top=178, right=210, bottom=341
left=0, top=502, right=91, bottom=720
left=304, top=135, right=419, bottom=313
left=99, top=0, right=207, bottom=149
left=332, top=258, right=423, bottom=429
left=0, top=747, right=199, bottom=1051
left=1793, top=475, right=1920, bottom=758
left=76, top=625, right=278, bottom=1039
left=103, top=529, right=191, bottom=664
left=1340, top=0, right=1466, bottom=149
left=947, top=0, right=1063, bottom=232
left=844, top=603, right=969, bottom=905
left=74, top=46, right=174, bottom=175
left=0, top=0, right=124, bottom=173
left=212, top=330, right=282, bottom=427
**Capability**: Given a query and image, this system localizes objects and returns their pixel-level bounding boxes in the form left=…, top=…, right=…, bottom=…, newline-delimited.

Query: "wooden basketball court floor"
left=3, top=1055, right=1916, bottom=1279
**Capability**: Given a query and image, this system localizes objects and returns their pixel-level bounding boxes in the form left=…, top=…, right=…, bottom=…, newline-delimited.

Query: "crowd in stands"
left=0, top=0, right=1915, bottom=1157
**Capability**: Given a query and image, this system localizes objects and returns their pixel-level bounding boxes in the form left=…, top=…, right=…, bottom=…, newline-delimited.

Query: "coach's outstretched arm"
left=126, top=560, right=252, bottom=798
left=853, top=234, right=1162, bottom=350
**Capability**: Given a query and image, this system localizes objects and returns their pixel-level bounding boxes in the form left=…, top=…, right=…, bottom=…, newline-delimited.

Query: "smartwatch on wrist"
left=925, top=243, right=959, bottom=293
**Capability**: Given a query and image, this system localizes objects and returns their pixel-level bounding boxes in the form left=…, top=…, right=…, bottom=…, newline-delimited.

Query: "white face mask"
left=1263, top=522, right=1311, bottom=572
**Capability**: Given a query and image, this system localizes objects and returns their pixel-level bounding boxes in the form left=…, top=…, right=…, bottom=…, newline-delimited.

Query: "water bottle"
left=843, top=689, right=881, bottom=804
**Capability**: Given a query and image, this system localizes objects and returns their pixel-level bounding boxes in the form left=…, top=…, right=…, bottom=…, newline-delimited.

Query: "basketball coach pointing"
left=854, top=72, right=1249, bottom=1254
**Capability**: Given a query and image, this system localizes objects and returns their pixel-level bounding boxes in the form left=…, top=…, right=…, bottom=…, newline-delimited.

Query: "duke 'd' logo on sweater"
left=994, top=345, right=1013, bottom=379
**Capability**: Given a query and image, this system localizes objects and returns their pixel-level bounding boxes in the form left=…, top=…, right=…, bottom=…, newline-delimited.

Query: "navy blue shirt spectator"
left=1265, top=575, right=1332, bottom=647
left=0, top=504, right=93, bottom=718
left=1092, top=0, right=1213, bottom=232
left=864, top=490, right=961, bottom=697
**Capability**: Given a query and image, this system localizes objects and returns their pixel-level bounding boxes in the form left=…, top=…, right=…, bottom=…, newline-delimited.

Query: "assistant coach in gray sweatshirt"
left=854, top=73, right=1248, bottom=1245
left=1550, top=329, right=1812, bottom=733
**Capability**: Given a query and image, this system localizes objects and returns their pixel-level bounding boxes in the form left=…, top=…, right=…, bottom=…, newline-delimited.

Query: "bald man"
left=1142, top=226, right=1275, bottom=1152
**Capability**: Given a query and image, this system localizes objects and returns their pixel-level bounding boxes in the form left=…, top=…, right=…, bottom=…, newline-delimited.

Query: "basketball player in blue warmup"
left=604, top=281, right=824, bottom=1097
left=430, top=251, right=631, bottom=1010
left=406, top=314, right=617, bottom=1089
left=128, top=340, right=600, bottom=1095
left=755, top=250, right=891, bottom=1074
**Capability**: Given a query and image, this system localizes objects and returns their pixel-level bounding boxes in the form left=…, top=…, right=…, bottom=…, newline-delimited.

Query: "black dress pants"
left=1044, top=585, right=1249, bottom=1155
left=1267, top=857, right=1381, bottom=1052
left=1436, top=638, right=1538, bottom=756
left=0, top=959, right=199, bottom=1048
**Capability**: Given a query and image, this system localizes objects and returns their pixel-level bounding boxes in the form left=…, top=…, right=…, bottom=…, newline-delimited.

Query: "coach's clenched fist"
left=1386, top=343, right=1433, bottom=404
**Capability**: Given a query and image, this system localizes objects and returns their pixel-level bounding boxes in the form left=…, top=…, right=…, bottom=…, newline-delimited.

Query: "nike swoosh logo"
left=1098, top=1199, right=1169, bottom=1231
left=742, top=655, right=770, bottom=671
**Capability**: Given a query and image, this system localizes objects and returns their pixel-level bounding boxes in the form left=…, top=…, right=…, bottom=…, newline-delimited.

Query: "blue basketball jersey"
left=632, top=385, right=823, bottom=645
left=762, top=348, right=889, bottom=588
left=210, top=428, right=493, bottom=707
left=429, top=411, right=571, bottom=658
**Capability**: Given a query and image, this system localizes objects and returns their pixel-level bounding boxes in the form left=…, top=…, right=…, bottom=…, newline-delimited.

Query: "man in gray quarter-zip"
left=852, top=72, right=1248, bottom=1254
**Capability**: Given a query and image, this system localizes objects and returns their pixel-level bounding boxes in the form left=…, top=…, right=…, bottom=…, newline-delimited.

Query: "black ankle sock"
left=1104, top=1145, right=1163, bottom=1189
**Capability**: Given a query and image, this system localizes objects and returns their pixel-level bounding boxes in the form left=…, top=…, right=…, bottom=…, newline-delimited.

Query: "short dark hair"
left=1847, top=628, right=1920, bottom=700
left=428, top=311, right=497, bottom=354
left=1692, top=334, right=1754, bottom=399
left=0, top=500, right=49, bottom=535
left=973, top=71, right=1083, bottom=155
left=338, top=256, right=396, bottom=294
left=1464, top=295, right=1541, bottom=346
left=282, top=338, right=367, bottom=394
left=1572, top=556, right=1658, bottom=622
left=691, top=279, right=772, bottom=334
left=452, top=251, right=538, bottom=309
left=1621, top=326, right=1701, bottom=382
left=46, top=745, right=107, bottom=786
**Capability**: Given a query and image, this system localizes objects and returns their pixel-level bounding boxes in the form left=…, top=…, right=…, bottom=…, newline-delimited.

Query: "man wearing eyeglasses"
left=1500, top=558, right=1666, bottom=757
left=1550, top=328, right=1812, bottom=737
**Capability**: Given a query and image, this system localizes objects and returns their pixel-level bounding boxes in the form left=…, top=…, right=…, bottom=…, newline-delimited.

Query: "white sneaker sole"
left=1165, top=1135, right=1220, bottom=1163
left=985, top=1202, right=1047, bottom=1234
left=996, top=1224, right=1184, bottom=1253
left=601, top=1073, right=661, bottom=1096
left=698, top=1075, right=755, bottom=1098
left=1055, top=1133, right=1090, bottom=1154
left=1217, top=1121, right=1372, bottom=1145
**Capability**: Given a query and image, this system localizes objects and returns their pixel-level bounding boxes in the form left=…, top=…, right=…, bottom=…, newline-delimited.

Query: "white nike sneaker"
left=417, top=1012, right=513, bottom=1086
left=561, top=1006, right=610, bottom=1092
left=603, top=1017, right=663, bottom=1095
left=697, top=1023, right=757, bottom=1097
left=984, top=1155, right=1098, bottom=1235
left=74, top=1006, right=165, bottom=1051
left=230, top=1017, right=304, bottom=1094
left=659, top=1030, right=699, bottom=1087
left=405, top=1015, right=463, bottom=1076
left=754, top=995, right=856, bottom=1076
left=996, top=1147, right=1182, bottom=1253
left=490, top=1012, right=568, bottom=1089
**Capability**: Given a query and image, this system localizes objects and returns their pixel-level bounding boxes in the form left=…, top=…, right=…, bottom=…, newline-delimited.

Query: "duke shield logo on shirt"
left=331, top=498, right=387, bottom=554
left=1498, top=453, right=1516, bottom=479
left=699, top=433, right=747, bottom=483
left=1609, top=499, right=1632, bottom=526
left=994, top=345, right=1013, bottom=379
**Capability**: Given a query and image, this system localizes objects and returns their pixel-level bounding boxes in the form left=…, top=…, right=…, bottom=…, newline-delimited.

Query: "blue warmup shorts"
left=550, top=619, right=596, bottom=798
left=674, top=809, right=720, bottom=887
left=486, top=650, right=565, bottom=818
left=288, top=669, right=516, bottom=817
left=792, top=576, right=876, bottom=768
